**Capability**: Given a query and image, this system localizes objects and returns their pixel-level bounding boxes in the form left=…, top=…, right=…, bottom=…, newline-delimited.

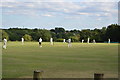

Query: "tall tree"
left=2, top=30, right=9, bottom=40
left=105, top=24, right=120, bottom=42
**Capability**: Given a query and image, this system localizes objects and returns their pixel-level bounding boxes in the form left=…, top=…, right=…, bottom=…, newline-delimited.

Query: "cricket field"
left=2, top=42, right=118, bottom=78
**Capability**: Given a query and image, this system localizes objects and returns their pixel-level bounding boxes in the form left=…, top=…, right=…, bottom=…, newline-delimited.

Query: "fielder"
left=93, top=39, right=96, bottom=43
left=108, top=38, right=110, bottom=43
left=63, top=39, right=66, bottom=43
left=39, top=38, right=42, bottom=47
left=50, top=38, right=53, bottom=45
left=21, top=37, right=24, bottom=45
left=82, top=39, right=84, bottom=43
left=87, top=38, right=90, bottom=44
left=67, top=38, right=72, bottom=47
left=3, top=38, right=7, bottom=49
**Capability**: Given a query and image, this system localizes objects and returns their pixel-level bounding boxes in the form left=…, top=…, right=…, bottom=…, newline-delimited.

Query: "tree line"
left=1, top=24, right=120, bottom=42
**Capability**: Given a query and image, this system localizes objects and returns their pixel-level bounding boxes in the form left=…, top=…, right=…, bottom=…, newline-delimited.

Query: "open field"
left=2, top=42, right=118, bottom=78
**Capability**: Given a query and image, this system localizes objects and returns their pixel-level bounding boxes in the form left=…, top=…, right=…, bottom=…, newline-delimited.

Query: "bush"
left=70, top=36, right=80, bottom=42
left=56, top=38, right=64, bottom=42
left=23, top=34, right=32, bottom=41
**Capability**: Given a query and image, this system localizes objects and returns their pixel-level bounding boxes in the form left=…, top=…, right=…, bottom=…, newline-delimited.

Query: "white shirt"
left=50, top=38, right=53, bottom=42
left=4, top=38, right=7, bottom=44
left=87, top=38, right=90, bottom=43
left=68, top=39, right=71, bottom=43
left=22, top=38, right=24, bottom=42
left=39, top=38, right=42, bottom=42
left=63, top=39, right=65, bottom=42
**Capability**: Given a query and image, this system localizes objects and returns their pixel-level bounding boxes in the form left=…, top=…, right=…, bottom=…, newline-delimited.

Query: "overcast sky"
left=0, top=0, right=119, bottom=30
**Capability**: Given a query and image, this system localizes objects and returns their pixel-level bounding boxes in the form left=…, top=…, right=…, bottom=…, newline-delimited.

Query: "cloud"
left=41, top=14, right=54, bottom=17
left=1, top=0, right=119, bottom=2
left=1, top=0, right=66, bottom=2
left=1, top=1, right=118, bottom=19
left=87, top=0, right=119, bottom=2
left=1, top=0, right=18, bottom=2
left=77, top=12, right=89, bottom=15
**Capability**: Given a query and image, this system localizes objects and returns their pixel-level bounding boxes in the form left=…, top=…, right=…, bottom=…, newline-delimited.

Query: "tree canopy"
left=2, top=24, right=120, bottom=42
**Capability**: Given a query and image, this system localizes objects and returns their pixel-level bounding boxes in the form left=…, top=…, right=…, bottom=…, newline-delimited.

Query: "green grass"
left=2, top=42, right=118, bottom=78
